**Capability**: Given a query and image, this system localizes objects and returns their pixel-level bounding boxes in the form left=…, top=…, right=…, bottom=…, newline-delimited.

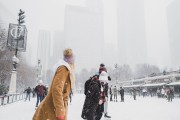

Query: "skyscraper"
left=167, top=0, right=180, bottom=68
left=48, top=31, right=65, bottom=68
left=37, top=30, right=51, bottom=84
left=64, top=0, right=104, bottom=71
left=117, top=0, right=147, bottom=67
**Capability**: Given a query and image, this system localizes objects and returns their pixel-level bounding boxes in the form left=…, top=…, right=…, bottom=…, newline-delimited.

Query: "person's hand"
left=57, top=116, right=64, bottom=120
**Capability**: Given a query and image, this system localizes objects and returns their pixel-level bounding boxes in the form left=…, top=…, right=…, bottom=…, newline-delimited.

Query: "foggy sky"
left=0, top=0, right=179, bottom=72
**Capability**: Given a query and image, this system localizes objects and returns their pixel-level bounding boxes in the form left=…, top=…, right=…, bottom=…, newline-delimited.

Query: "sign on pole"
left=7, top=23, right=27, bottom=52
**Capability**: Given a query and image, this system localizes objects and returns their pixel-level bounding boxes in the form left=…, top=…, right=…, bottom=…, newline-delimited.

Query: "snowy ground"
left=0, top=94, right=180, bottom=120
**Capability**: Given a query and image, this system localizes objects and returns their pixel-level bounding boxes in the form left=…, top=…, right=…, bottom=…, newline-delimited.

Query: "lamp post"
left=8, top=55, right=19, bottom=93
left=114, top=64, right=118, bottom=85
left=36, top=59, right=42, bottom=83
left=8, top=9, right=26, bottom=94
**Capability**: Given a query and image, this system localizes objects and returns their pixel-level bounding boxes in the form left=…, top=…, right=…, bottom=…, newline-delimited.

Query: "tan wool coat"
left=33, top=66, right=71, bottom=120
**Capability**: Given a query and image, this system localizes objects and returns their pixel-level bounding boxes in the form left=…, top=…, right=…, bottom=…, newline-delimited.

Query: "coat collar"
left=51, top=59, right=75, bottom=89
left=53, top=59, right=72, bottom=73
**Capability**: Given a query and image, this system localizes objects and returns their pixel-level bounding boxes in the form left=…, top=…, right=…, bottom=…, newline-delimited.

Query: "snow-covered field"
left=0, top=94, right=180, bottom=120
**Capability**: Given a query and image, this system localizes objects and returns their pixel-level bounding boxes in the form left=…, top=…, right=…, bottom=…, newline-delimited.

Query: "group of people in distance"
left=81, top=63, right=111, bottom=120
left=109, top=85, right=125, bottom=102
left=24, top=80, right=47, bottom=105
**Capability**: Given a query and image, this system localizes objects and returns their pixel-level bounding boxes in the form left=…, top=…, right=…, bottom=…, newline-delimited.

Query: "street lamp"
left=8, top=55, right=19, bottom=94
left=114, top=64, right=118, bottom=85
left=8, top=9, right=26, bottom=94
left=36, top=59, right=42, bottom=83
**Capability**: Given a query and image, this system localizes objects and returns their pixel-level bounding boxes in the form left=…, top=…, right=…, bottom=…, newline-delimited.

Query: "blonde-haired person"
left=33, top=48, right=75, bottom=120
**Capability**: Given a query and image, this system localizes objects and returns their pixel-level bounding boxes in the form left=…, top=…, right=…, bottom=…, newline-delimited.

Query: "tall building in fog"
left=38, top=30, right=65, bottom=84
left=49, top=31, right=65, bottom=68
left=64, top=0, right=104, bottom=71
left=43, top=31, right=65, bottom=84
left=167, top=0, right=180, bottom=68
left=37, top=30, right=51, bottom=84
left=117, top=0, right=147, bottom=66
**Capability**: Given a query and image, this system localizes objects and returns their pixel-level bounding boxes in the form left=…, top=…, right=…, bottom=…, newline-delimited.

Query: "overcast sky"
left=0, top=0, right=179, bottom=72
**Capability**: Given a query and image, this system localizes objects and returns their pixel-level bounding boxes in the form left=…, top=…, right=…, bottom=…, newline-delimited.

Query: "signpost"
left=7, top=24, right=27, bottom=52
left=7, top=9, right=27, bottom=94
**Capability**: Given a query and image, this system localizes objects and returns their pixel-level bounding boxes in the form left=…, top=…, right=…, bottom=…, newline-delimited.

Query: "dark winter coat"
left=109, top=87, right=112, bottom=95
left=132, top=89, right=137, bottom=96
left=84, top=79, right=92, bottom=95
left=103, top=83, right=109, bottom=97
left=120, top=89, right=124, bottom=96
left=35, top=85, right=46, bottom=96
left=81, top=79, right=101, bottom=119
left=24, top=87, right=32, bottom=94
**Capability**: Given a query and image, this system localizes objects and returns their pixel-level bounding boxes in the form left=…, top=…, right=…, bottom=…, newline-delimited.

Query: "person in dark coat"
left=32, top=88, right=36, bottom=98
left=119, top=87, right=124, bottom=102
left=35, top=80, right=47, bottom=108
left=166, top=86, right=174, bottom=102
left=109, top=85, right=113, bottom=101
left=132, top=88, right=137, bottom=100
left=84, top=77, right=93, bottom=95
left=169, top=88, right=174, bottom=102
left=69, top=90, right=73, bottom=104
left=81, top=75, right=101, bottom=120
left=24, top=86, right=32, bottom=101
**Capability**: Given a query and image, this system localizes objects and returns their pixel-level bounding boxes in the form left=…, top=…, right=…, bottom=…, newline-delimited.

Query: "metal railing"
left=0, top=93, right=26, bottom=106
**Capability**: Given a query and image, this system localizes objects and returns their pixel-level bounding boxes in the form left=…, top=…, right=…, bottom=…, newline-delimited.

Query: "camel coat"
left=33, top=66, right=71, bottom=120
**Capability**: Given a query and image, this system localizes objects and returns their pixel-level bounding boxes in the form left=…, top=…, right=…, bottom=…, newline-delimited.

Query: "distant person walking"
left=69, top=90, right=73, bottom=104
left=161, top=88, right=165, bottom=98
left=34, top=80, right=47, bottom=108
left=142, top=88, right=147, bottom=97
left=157, top=88, right=161, bottom=98
left=32, top=88, right=36, bottom=98
left=109, top=85, right=113, bottom=101
left=119, top=87, right=124, bottom=102
left=132, top=88, right=137, bottom=100
left=24, top=86, right=32, bottom=101
left=166, top=86, right=174, bottom=102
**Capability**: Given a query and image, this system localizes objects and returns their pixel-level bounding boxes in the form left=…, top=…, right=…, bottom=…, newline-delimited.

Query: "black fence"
left=0, top=93, right=26, bottom=106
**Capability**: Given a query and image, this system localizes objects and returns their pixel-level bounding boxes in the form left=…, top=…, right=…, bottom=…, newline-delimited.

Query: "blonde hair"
left=63, top=48, right=73, bottom=57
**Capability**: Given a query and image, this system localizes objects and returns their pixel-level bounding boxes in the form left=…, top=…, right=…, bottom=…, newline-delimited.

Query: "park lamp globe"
left=12, top=55, right=16, bottom=62
left=12, top=55, right=19, bottom=64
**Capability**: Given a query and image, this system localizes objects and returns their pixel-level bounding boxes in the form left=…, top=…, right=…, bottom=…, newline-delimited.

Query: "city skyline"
left=0, top=0, right=179, bottom=73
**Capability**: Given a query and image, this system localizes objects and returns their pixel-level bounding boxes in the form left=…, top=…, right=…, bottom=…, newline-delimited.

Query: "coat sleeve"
left=51, top=66, right=69, bottom=117
left=84, top=80, right=90, bottom=95
left=93, top=84, right=100, bottom=104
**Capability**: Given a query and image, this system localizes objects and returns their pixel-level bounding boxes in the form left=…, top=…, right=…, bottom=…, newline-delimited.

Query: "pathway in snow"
left=0, top=94, right=180, bottom=120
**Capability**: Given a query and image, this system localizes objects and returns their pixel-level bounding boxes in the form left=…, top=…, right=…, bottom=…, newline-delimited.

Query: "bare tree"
left=134, top=64, right=160, bottom=78
left=118, top=64, right=133, bottom=81
left=16, top=54, right=36, bottom=92
left=0, top=25, right=36, bottom=93
left=0, top=26, right=7, bottom=51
